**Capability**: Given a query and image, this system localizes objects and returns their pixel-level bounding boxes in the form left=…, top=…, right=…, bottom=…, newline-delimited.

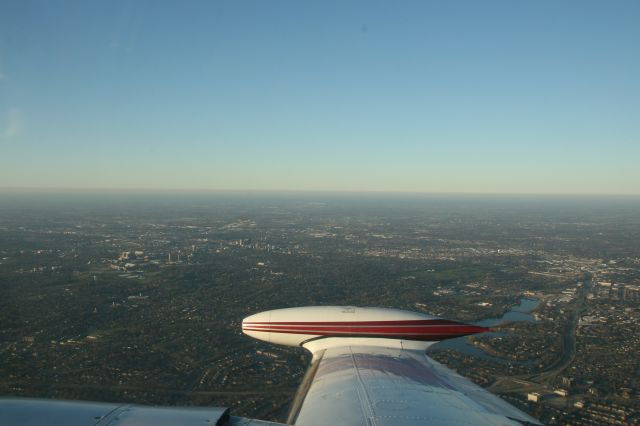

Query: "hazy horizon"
left=3, top=186, right=640, bottom=200
left=2, top=186, right=640, bottom=197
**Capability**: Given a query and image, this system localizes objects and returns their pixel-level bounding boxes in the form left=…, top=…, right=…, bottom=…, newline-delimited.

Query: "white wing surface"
left=288, top=345, right=541, bottom=426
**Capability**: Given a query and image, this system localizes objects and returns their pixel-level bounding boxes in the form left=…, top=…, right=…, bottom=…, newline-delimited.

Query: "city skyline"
left=1, top=1, right=639, bottom=194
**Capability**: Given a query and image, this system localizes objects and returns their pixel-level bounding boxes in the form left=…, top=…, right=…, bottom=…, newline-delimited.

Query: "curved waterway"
left=428, top=298, right=539, bottom=364
left=475, top=297, right=539, bottom=328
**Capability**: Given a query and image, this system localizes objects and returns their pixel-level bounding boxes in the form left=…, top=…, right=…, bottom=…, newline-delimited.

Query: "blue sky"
left=1, top=1, right=639, bottom=194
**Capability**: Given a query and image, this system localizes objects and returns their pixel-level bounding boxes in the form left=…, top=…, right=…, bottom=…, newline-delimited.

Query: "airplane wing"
left=0, top=306, right=542, bottom=426
left=244, top=306, right=543, bottom=426
left=287, top=345, right=540, bottom=426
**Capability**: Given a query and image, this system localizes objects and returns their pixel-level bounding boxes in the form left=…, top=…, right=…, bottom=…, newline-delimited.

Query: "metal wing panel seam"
left=349, top=348, right=378, bottom=426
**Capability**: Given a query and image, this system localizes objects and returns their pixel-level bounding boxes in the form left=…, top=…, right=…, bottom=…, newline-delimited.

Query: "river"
left=428, top=298, right=539, bottom=364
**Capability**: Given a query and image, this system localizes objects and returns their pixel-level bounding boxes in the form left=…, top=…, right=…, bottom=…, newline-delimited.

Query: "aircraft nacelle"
left=242, top=306, right=489, bottom=349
